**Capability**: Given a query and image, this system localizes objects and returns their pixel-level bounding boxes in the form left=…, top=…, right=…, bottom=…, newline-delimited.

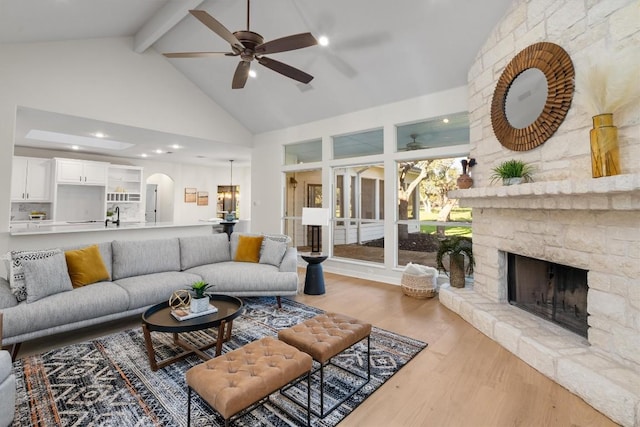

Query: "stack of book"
left=171, top=304, right=218, bottom=321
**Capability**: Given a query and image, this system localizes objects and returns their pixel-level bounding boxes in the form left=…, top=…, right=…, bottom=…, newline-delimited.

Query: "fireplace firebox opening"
left=507, top=253, right=588, bottom=337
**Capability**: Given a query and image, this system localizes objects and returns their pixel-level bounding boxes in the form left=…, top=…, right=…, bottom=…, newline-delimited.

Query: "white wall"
left=252, top=86, right=469, bottom=283
left=0, top=37, right=252, bottom=260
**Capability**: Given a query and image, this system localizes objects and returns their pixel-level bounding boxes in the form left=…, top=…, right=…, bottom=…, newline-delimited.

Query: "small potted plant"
left=436, top=236, right=474, bottom=288
left=189, top=281, right=212, bottom=313
left=490, top=159, right=533, bottom=185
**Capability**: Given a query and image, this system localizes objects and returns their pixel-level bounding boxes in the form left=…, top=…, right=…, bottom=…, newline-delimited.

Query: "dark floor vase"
left=450, top=254, right=466, bottom=288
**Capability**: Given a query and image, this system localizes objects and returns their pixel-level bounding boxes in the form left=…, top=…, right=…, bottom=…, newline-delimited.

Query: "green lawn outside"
left=419, top=208, right=472, bottom=237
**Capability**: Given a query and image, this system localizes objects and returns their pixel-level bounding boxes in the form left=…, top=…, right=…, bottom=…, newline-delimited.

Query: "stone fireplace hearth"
left=442, top=175, right=640, bottom=426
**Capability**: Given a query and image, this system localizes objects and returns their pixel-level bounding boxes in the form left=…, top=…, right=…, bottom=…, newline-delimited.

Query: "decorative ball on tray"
left=169, top=290, right=191, bottom=310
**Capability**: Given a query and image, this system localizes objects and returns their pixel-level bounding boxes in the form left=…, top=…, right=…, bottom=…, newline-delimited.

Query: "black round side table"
left=301, top=255, right=328, bottom=295
left=220, top=221, right=237, bottom=239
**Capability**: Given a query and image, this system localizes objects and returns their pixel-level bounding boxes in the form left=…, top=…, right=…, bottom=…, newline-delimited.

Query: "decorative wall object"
left=184, top=187, right=196, bottom=203
left=491, top=42, right=574, bottom=151
left=197, top=191, right=209, bottom=206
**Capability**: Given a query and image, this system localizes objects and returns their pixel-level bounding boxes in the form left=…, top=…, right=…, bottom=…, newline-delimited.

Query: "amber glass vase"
left=590, top=113, right=620, bottom=178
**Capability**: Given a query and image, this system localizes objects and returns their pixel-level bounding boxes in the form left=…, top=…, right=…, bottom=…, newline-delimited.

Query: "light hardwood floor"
left=17, top=271, right=617, bottom=426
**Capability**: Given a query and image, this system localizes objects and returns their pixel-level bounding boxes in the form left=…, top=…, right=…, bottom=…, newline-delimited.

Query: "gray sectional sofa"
left=0, top=232, right=299, bottom=357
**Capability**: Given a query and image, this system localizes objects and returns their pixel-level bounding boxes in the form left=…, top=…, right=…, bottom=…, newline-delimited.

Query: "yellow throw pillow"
left=234, top=235, right=264, bottom=263
left=64, top=245, right=110, bottom=288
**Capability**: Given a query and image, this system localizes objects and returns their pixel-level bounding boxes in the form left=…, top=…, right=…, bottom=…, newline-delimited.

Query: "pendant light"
left=227, top=160, right=235, bottom=220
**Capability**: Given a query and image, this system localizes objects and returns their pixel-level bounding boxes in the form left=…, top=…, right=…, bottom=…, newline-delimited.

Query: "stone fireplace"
left=441, top=176, right=640, bottom=427
left=435, top=1, right=639, bottom=425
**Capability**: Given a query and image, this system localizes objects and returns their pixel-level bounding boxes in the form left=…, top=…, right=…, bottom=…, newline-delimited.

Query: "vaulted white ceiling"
left=1, top=0, right=512, bottom=160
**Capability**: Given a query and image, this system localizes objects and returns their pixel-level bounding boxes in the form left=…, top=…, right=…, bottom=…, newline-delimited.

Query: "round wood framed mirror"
left=490, top=42, right=574, bottom=151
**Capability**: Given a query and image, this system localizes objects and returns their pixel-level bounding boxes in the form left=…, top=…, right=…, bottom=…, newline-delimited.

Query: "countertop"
left=9, top=221, right=213, bottom=236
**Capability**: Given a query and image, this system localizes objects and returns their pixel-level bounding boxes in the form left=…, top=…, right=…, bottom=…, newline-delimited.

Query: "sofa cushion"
left=113, top=271, right=203, bottom=309
left=234, top=235, right=264, bottom=263
left=6, top=248, right=60, bottom=302
left=179, top=234, right=230, bottom=270
left=23, top=250, right=73, bottom=304
left=64, top=244, right=110, bottom=288
left=0, top=281, right=129, bottom=339
left=0, top=277, right=18, bottom=309
left=186, top=262, right=298, bottom=294
left=112, top=238, right=180, bottom=280
left=259, top=238, right=287, bottom=267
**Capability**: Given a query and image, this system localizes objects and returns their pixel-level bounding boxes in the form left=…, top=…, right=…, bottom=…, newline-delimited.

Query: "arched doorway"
left=146, top=173, right=174, bottom=222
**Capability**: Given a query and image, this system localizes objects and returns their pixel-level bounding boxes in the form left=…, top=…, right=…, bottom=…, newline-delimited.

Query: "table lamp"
left=301, top=207, right=330, bottom=255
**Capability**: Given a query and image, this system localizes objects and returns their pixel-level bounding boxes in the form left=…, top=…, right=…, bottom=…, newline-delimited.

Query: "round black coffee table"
left=141, top=294, right=243, bottom=371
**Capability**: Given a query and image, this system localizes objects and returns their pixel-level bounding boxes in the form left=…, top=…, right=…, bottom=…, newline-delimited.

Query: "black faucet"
left=106, top=207, right=121, bottom=227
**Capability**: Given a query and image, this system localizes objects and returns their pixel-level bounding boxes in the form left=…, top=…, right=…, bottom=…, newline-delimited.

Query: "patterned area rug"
left=12, top=297, right=426, bottom=426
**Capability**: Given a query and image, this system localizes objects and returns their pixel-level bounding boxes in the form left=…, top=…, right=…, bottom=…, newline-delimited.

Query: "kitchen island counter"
left=9, top=221, right=210, bottom=236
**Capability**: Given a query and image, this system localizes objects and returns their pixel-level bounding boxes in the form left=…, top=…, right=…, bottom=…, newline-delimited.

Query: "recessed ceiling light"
left=94, top=132, right=106, bottom=138
left=318, top=35, right=329, bottom=46
left=442, top=118, right=450, bottom=124
left=248, top=69, right=257, bottom=78
left=141, top=153, right=148, bottom=158
left=154, top=149, right=164, bottom=154
left=26, top=130, right=134, bottom=150
left=171, top=144, right=182, bottom=149
left=71, top=145, right=80, bottom=150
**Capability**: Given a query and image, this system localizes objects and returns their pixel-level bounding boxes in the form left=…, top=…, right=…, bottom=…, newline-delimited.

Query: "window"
left=332, top=164, right=384, bottom=264
left=280, top=110, right=472, bottom=277
left=333, top=129, right=383, bottom=159
left=397, top=112, right=469, bottom=152
left=284, top=139, right=322, bottom=165
left=396, top=157, right=472, bottom=268
left=284, top=169, right=322, bottom=252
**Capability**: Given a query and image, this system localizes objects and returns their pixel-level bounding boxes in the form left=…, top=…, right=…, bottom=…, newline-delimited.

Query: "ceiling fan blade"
left=189, top=10, right=244, bottom=51
left=163, top=52, right=236, bottom=58
left=255, top=32, right=317, bottom=55
left=232, top=61, right=251, bottom=89
left=257, top=56, right=313, bottom=84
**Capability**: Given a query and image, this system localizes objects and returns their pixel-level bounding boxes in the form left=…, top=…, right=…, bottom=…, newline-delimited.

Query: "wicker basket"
left=401, top=273, right=437, bottom=299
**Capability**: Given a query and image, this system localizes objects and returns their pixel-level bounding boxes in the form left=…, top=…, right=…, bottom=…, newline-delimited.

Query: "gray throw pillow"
left=259, top=238, right=288, bottom=267
left=7, top=248, right=61, bottom=302
left=22, top=250, right=73, bottom=303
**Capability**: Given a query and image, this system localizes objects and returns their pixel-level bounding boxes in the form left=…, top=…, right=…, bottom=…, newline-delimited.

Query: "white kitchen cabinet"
left=11, top=157, right=52, bottom=201
left=106, top=165, right=143, bottom=202
left=55, top=158, right=108, bottom=185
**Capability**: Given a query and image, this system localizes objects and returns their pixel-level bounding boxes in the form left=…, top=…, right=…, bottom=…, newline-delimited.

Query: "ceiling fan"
left=405, top=134, right=425, bottom=151
left=163, top=0, right=318, bottom=89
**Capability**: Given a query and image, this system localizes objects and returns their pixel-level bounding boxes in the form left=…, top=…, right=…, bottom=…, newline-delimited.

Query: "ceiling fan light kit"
left=163, top=0, right=318, bottom=89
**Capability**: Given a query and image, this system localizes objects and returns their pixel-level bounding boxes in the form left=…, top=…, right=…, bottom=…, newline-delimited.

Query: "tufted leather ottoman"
left=278, top=312, right=371, bottom=417
left=186, top=336, right=312, bottom=426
